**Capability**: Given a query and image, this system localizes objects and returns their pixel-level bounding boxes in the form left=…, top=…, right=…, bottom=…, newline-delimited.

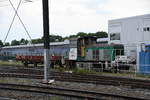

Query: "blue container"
left=139, top=45, right=150, bottom=74
left=139, top=52, right=145, bottom=74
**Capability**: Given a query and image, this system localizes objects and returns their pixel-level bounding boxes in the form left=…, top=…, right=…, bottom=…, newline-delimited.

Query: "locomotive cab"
left=77, top=36, right=97, bottom=60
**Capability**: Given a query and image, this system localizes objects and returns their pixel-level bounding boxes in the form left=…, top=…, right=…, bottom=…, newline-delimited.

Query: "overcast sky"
left=0, top=0, right=150, bottom=42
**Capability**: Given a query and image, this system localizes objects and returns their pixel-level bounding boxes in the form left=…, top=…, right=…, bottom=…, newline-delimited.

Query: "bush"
left=73, top=68, right=96, bottom=74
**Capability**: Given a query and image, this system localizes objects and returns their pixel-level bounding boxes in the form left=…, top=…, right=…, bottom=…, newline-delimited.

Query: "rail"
left=0, top=83, right=148, bottom=100
left=0, top=68, right=150, bottom=90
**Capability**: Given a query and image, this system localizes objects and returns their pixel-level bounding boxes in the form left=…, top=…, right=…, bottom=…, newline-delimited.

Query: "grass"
left=73, top=68, right=99, bottom=74
left=0, top=60, right=149, bottom=80
left=136, top=73, right=150, bottom=78
left=71, top=68, right=150, bottom=79
left=0, top=60, right=23, bottom=67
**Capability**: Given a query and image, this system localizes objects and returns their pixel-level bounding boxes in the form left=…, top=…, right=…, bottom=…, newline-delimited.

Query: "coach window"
left=143, top=27, right=150, bottom=31
left=110, top=33, right=120, bottom=40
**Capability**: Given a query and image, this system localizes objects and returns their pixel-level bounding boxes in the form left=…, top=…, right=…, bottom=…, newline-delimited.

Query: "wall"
left=108, top=14, right=150, bottom=71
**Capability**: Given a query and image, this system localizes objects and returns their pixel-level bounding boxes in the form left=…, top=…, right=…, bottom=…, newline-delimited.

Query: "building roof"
left=2, top=40, right=70, bottom=49
left=97, top=38, right=109, bottom=43
left=109, top=14, right=150, bottom=22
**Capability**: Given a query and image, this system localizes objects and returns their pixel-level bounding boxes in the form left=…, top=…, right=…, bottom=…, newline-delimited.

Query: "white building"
left=108, top=14, right=150, bottom=71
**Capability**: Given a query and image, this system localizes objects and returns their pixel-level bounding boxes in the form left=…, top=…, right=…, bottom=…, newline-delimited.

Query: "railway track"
left=51, top=72, right=150, bottom=89
left=0, top=83, right=148, bottom=100
left=0, top=68, right=150, bottom=90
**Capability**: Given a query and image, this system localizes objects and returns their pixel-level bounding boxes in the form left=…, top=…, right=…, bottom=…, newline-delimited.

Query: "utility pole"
left=42, top=0, right=50, bottom=83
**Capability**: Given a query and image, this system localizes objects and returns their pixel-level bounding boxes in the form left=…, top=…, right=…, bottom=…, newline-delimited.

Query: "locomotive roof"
left=78, top=36, right=97, bottom=40
left=87, top=43, right=124, bottom=48
left=2, top=40, right=70, bottom=49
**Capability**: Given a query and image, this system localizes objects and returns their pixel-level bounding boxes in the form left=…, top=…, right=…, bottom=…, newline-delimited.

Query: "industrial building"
left=108, top=14, right=150, bottom=72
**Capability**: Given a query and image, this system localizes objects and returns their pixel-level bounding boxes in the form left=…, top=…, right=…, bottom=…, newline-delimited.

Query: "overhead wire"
left=2, top=0, right=41, bottom=50
left=0, top=0, right=40, bottom=12
left=3, top=0, right=40, bottom=44
left=8, top=0, right=33, bottom=43
left=1, top=0, right=40, bottom=53
left=0, top=0, right=39, bottom=7
left=3, top=0, right=22, bottom=44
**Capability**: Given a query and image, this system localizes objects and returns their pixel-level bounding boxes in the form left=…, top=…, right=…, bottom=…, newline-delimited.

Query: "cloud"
left=0, top=0, right=150, bottom=42
left=104, top=0, right=150, bottom=19
left=49, top=0, right=150, bottom=37
left=50, top=0, right=110, bottom=36
left=0, top=0, right=43, bottom=42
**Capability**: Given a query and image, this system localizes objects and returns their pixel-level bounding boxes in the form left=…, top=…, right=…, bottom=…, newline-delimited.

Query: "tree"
left=49, top=35, right=63, bottom=42
left=95, top=31, right=108, bottom=38
left=76, top=32, right=87, bottom=37
left=4, top=42, right=10, bottom=46
left=9, top=31, right=108, bottom=45
left=0, top=40, right=3, bottom=47
left=11, top=40, right=20, bottom=46
left=20, top=38, right=28, bottom=45
left=87, top=33, right=95, bottom=37
left=69, top=35, right=77, bottom=38
left=32, top=38, right=43, bottom=44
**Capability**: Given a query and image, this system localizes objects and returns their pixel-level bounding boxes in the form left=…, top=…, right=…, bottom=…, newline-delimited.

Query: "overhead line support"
left=42, top=0, right=50, bottom=83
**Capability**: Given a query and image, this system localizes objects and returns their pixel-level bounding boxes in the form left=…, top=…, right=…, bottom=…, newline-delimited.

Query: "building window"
left=143, top=28, right=147, bottom=31
left=110, top=33, right=120, bottom=40
left=147, top=27, right=150, bottom=31
left=143, top=27, right=150, bottom=31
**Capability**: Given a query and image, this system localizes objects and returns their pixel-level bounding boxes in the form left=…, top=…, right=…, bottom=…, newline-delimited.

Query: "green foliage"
left=4, top=42, right=10, bottom=46
left=32, top=38, right=43, bottom=44
left=0, top=61, right=23, bottom=66
left=1, top=31, right=108, bottom=46
left=49, top=35, right=63, bottom=42
left=20, top=38, right=28, bottom=45
left=69, top=35, right=77, bottom=38
left=5, top=39, right=28, bottom=46
left=73, top=68, right=96, bottom=74
left=76, top=32, right=87, bottom=37
left=54, top=66, right=67, bottom=72
left=136, top=73, right=150, bottom=78
left=88, top=33, right=95, bottom=36
left=68, top=31, right=108, bottom=39
left=95, top=31, right=108, bottom=38
left=0, top=40, right=3, bottom=47
left=11, top=40, right=20, bottom=46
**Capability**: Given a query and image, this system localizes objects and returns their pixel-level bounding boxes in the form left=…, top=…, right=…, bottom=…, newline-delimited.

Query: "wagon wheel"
left=23, top=61, right=28, bottom=67
left=34, top=63, right=37, bottom=67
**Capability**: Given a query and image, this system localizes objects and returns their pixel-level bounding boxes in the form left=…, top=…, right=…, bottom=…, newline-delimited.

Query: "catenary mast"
left=42, top=0, right=50, bottom=82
